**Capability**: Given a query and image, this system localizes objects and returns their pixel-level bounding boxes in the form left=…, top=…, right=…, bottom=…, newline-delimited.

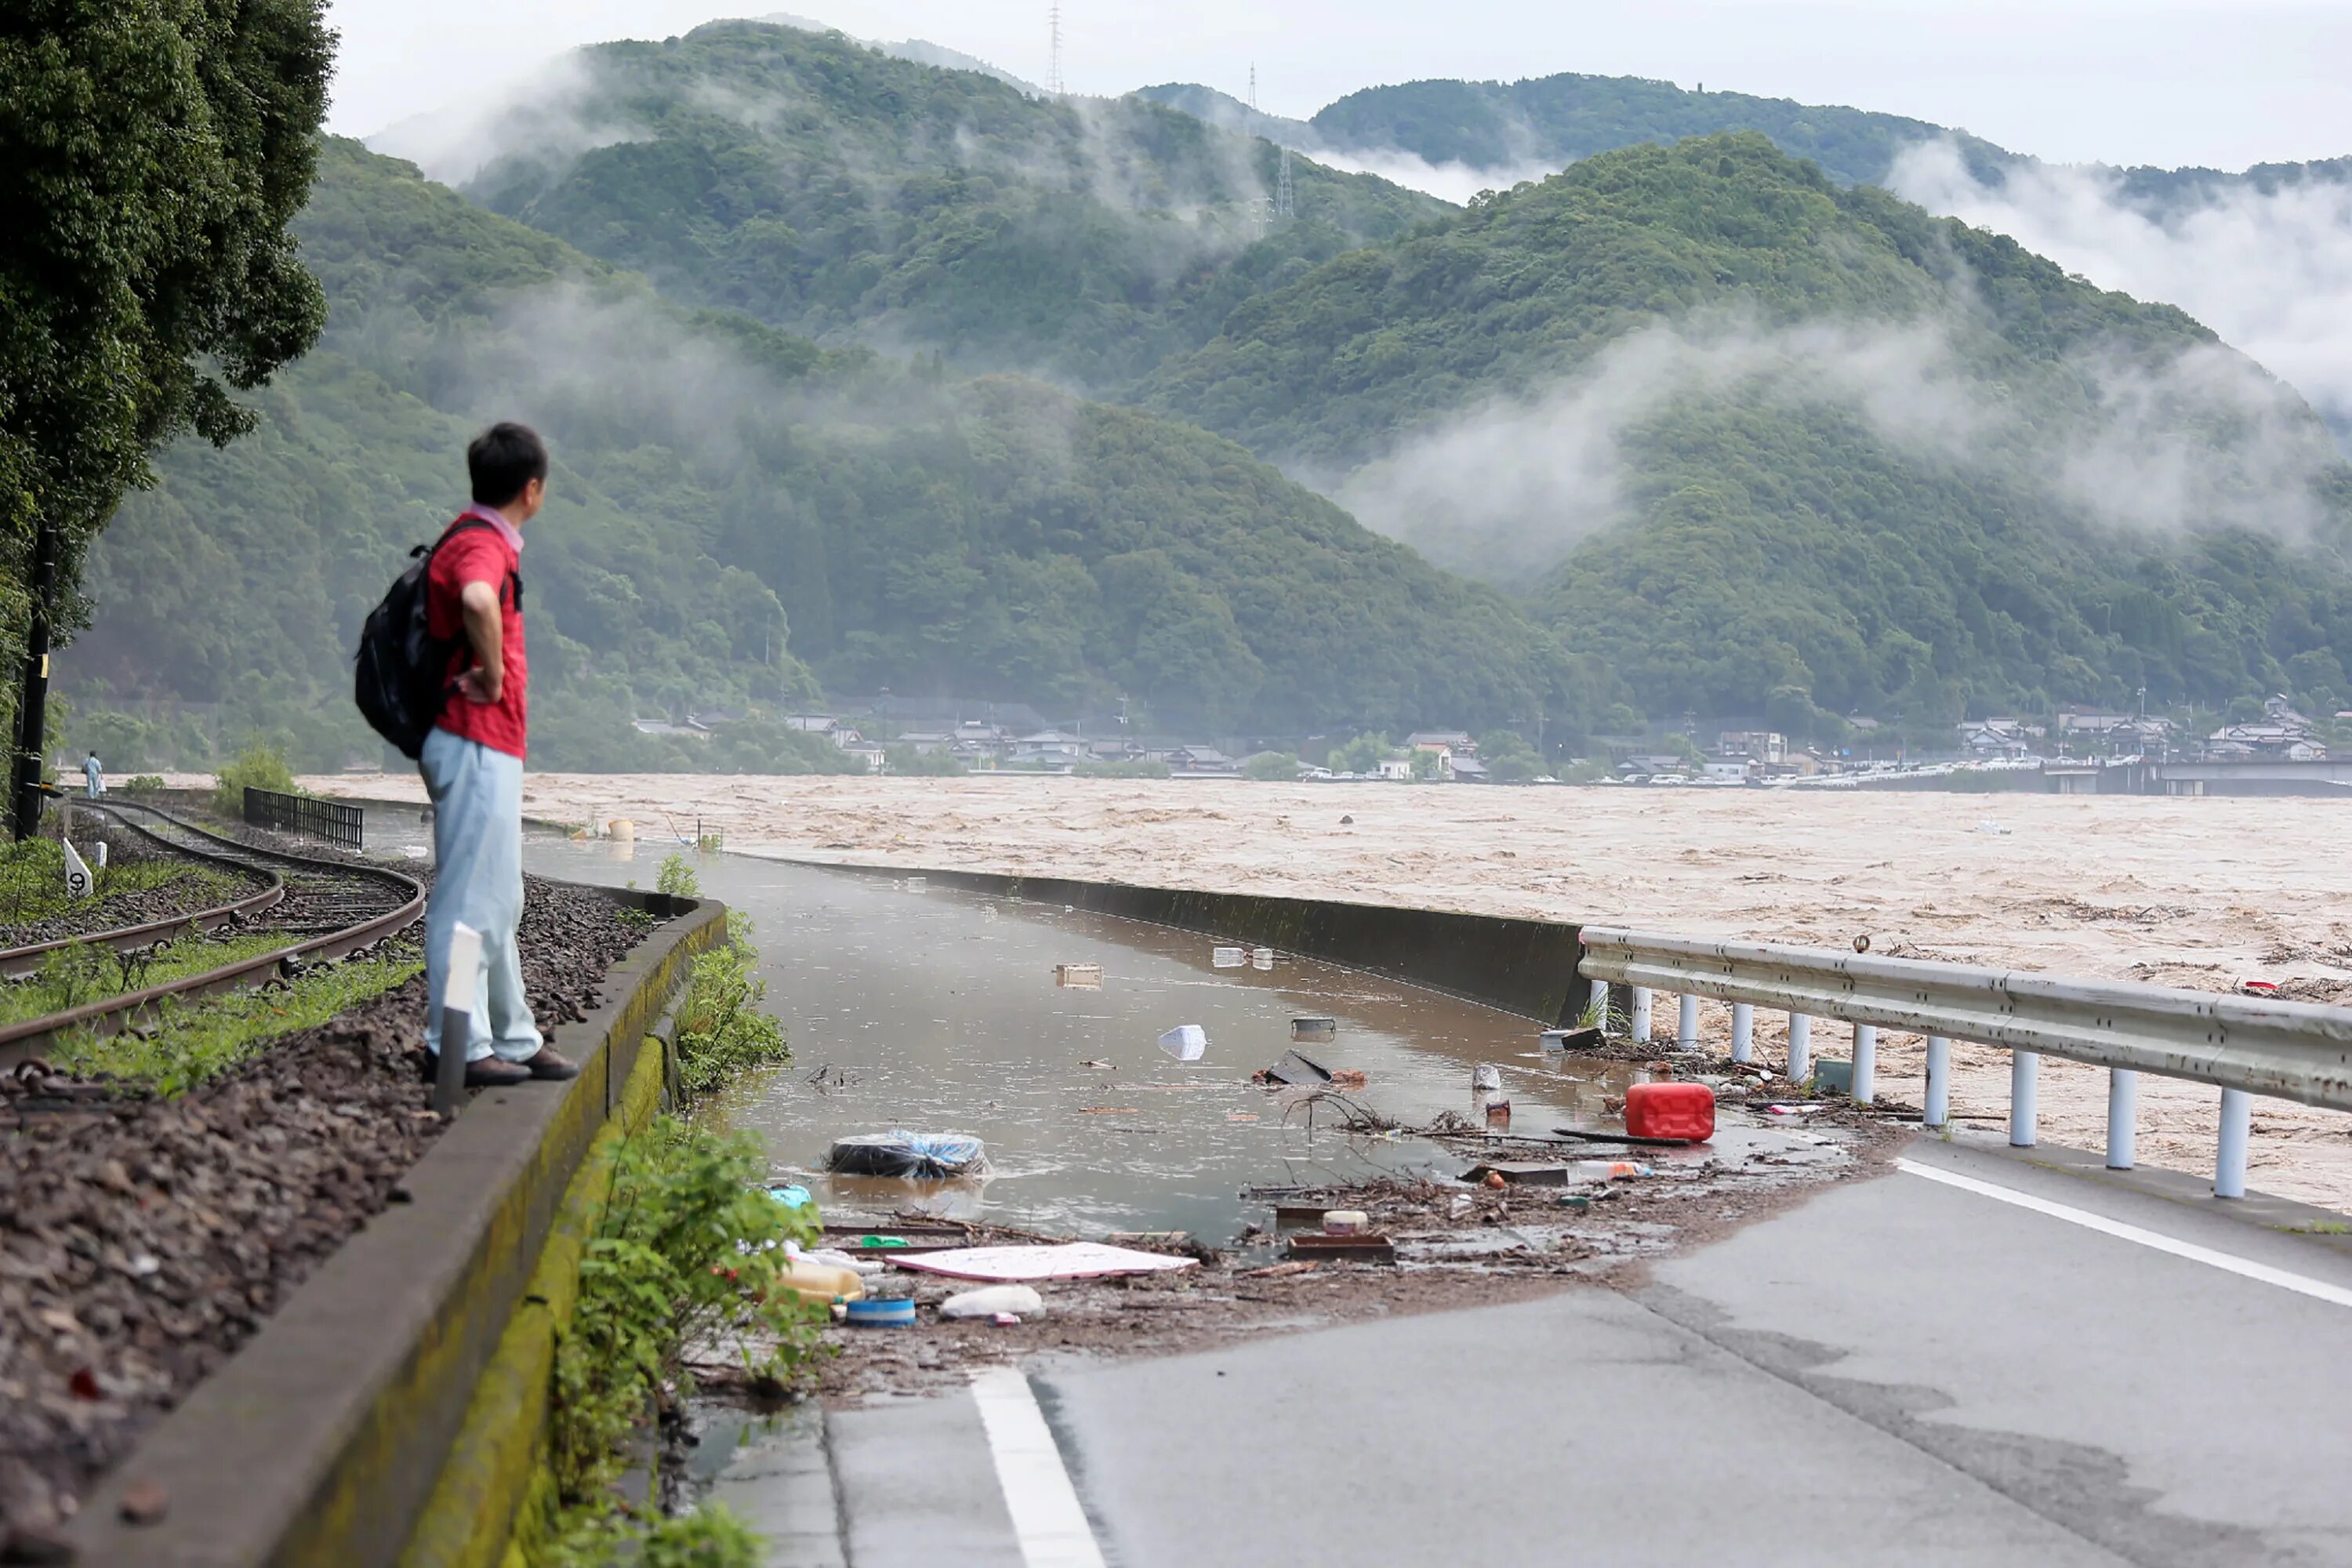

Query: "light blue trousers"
left=420, top=728, right=542, bottom=1062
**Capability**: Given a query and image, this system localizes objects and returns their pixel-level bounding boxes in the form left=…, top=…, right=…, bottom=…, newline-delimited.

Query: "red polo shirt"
left=425, top=506, right=528, bottom=760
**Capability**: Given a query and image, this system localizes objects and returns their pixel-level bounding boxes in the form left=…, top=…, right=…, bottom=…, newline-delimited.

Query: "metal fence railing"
left=1577, top=925, right=2352, bottom=1200
left=243, top=786, right=364, bottom=851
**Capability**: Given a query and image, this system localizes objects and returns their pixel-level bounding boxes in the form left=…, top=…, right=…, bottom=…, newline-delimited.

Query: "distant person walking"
left=420, top=423, right=577, bottom=1087
left=82, top=751, right=103, bottom=800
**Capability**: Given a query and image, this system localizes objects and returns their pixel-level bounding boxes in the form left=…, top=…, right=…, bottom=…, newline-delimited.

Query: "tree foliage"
left=0, top=0, right=334, bottom=593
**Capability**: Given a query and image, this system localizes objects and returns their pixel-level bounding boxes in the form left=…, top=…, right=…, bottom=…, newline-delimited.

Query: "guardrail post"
left=1851, top=1023, right=1877, bottom=1104
left=2215, top=1088, right=2251, bottom=1198
left=1730, top=1003, right=1753, bottom=1064
left=2009, top=1051, right=2038, bottom=1147
left=2106, top=1069, right=2137, bottom=1170
left=1629, top=987, right=1652, bottom=1044
left=1677, top=993, right=1699, bottom=1051
left=1787, top=1013, right=1811, bottom=1083
left=1924, top=1036, right=1951, bottom=1127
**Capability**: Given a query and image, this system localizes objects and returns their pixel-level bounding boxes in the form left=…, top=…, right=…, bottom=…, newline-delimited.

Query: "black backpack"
left=354, top=518, right=522, bottom=759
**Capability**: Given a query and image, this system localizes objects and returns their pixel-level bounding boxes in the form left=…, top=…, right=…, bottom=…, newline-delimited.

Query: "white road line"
left=971, top=1367, right=1109, bottom=1568
left=1897, top=1157, right=2352, bottom=1310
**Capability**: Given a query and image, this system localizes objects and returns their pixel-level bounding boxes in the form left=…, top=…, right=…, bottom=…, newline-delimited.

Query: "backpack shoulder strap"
left=430, top=517, right=522, bottom=610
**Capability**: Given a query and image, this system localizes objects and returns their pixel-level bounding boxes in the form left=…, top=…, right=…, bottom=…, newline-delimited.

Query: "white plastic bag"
left=939, top=1284, right=1046, bottom=1320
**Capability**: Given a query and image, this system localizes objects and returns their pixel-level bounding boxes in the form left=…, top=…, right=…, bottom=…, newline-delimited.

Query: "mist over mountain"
left=1141, top=134, right=2352, bottom=730
left=429, top=21, right=1441, bottom=395
left=67, top=27, right=2352, bottom=765
left=67, top=139, right=1567, bottom=768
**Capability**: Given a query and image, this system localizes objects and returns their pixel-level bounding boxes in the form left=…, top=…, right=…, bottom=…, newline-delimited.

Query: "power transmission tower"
left=1248, top=63, right=1257, bottom=111
left=1276, top=145, right=1294, bottom=220
left=1047, top=3, right=1064, bottom=96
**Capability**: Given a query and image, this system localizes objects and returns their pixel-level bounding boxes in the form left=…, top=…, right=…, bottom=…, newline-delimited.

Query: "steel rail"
left=1577, top=926, right=2352, bottom=1111
left=0, top=800, right=424, bottom=1069
left=0, top=808, right=288, bottom=978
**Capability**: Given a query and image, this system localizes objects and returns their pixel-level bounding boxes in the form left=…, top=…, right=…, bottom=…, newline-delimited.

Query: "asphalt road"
left=712, top=1136, right=2352, bottom=1567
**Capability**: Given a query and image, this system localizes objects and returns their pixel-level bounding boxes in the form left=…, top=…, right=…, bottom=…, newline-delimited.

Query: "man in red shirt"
left=420, top=423, right=578, bottom=1087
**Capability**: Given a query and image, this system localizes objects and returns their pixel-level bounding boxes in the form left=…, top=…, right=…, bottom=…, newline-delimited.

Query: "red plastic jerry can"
left=1625, top=1081, right=1715, bottom=1142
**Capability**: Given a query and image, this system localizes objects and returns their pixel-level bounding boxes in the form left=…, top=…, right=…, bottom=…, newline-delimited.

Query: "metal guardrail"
left=1577, top=925, right=2352, bottom=1200
left=244, top=786, right=364, bottom=850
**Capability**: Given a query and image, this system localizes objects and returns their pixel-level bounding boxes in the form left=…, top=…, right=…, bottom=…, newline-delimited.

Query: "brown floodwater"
left=517, top=835, right=1638, bottom=1238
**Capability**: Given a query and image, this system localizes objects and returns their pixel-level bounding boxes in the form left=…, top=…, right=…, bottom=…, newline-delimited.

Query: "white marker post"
left=433, top=921, right=482, bottom=1118
left=60, top=839, right=92, bottom=901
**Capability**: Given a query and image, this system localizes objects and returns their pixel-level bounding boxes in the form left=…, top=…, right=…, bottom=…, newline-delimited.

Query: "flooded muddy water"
left=516, top=836, right=1637, bottom=1238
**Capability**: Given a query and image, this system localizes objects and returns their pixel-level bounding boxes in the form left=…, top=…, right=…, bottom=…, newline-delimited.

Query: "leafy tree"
left=1329, top=731, right=1391, bottom=773
left=1, top=0, right=334, bottom=600
left=1241, top=750, right=1301, bottom=780
left=1477, top=729, right=1542, bottom=781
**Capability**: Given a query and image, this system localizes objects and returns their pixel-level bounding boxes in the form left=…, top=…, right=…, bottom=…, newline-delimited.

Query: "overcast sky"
left=328, top=0, right=2352, bottom=170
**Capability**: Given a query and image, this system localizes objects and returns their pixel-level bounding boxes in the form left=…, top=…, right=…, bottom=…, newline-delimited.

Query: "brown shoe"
left=463, top=1057, right=531, bottom=1088
left=522, top=1047, right=580, bottom=1080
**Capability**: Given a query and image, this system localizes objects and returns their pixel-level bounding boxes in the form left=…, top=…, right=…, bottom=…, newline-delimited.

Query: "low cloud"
left=366, top=54, right=641, bottom=187
left=1890, top=138, right=2352, bottom=437
left=1301, top=145, right=1551, bottom=207
left=1335, top=312, right=2339, bottom=585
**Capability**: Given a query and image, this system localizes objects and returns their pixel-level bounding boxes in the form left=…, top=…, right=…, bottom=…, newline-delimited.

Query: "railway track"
left=0, top=800, right=425, bottom=1070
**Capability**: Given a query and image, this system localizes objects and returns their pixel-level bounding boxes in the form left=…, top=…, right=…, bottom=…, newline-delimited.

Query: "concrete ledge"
left=795, top=861, right=1586, bottom=1025
left=63, top=887, right=727, bottom=1567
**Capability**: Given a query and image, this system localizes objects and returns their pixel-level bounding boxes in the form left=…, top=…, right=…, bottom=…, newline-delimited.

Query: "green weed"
left=543, top=1116, right=826, bottom=1565
left=48, top=950, right=423, bottom=1095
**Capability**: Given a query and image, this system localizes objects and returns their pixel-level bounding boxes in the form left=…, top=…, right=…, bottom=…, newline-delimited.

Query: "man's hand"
left=457, top=579, right=505, bottom=704
left=456, top=666, right=503, bottom=704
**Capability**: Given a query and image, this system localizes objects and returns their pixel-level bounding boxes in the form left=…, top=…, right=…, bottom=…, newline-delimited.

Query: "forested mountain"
left=1142, top=134, right=2352, bottom=730
left=67, top=139, right=1563, bottom=768
left=460, top=21, right=1444, bottom=394
left=1145, top=71, right=2013, bottom=188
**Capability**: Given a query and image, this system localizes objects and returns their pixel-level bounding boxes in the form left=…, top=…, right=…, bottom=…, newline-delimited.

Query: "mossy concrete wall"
left=64, top=890, right=725, bottom=1567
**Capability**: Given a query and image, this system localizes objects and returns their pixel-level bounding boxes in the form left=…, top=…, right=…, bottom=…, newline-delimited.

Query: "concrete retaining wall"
left=808, top=863, right=1588, bottom=1025
left=63, top=889, right=725, bottom=1567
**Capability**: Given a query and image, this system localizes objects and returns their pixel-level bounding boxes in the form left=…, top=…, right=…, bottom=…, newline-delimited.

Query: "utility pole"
left=11, top=516, right=57, bottom=840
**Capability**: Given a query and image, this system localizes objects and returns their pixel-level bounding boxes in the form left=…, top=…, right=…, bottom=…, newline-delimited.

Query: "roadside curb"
left=61, top=887, right=726, bottom=1567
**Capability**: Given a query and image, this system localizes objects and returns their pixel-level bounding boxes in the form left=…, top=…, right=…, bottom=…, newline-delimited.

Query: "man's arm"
left=457, top=579, right=504, bottom=703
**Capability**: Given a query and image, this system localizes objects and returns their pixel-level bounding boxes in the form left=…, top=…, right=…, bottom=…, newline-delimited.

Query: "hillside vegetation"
left=1301, top=72, right=2010, bottom=187
left=68, top=139, right=1564, bottom=766
left=1142, top=135, right=2352, bottom=730
left=465, top=21, right=1445, bottom=393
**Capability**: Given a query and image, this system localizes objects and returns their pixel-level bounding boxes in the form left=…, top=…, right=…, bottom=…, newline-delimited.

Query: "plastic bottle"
left=779, top=1257, right=866, bottom=1304
left=1573, top=1160, right=1653, bottom=1181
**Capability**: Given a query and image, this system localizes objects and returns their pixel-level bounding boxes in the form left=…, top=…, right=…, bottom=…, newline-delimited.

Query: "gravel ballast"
left=0, top=875, right=656, bottom=1557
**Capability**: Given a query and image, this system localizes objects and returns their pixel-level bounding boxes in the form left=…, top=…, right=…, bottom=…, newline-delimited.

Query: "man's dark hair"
left=467, top=422, right=549, bottom=506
